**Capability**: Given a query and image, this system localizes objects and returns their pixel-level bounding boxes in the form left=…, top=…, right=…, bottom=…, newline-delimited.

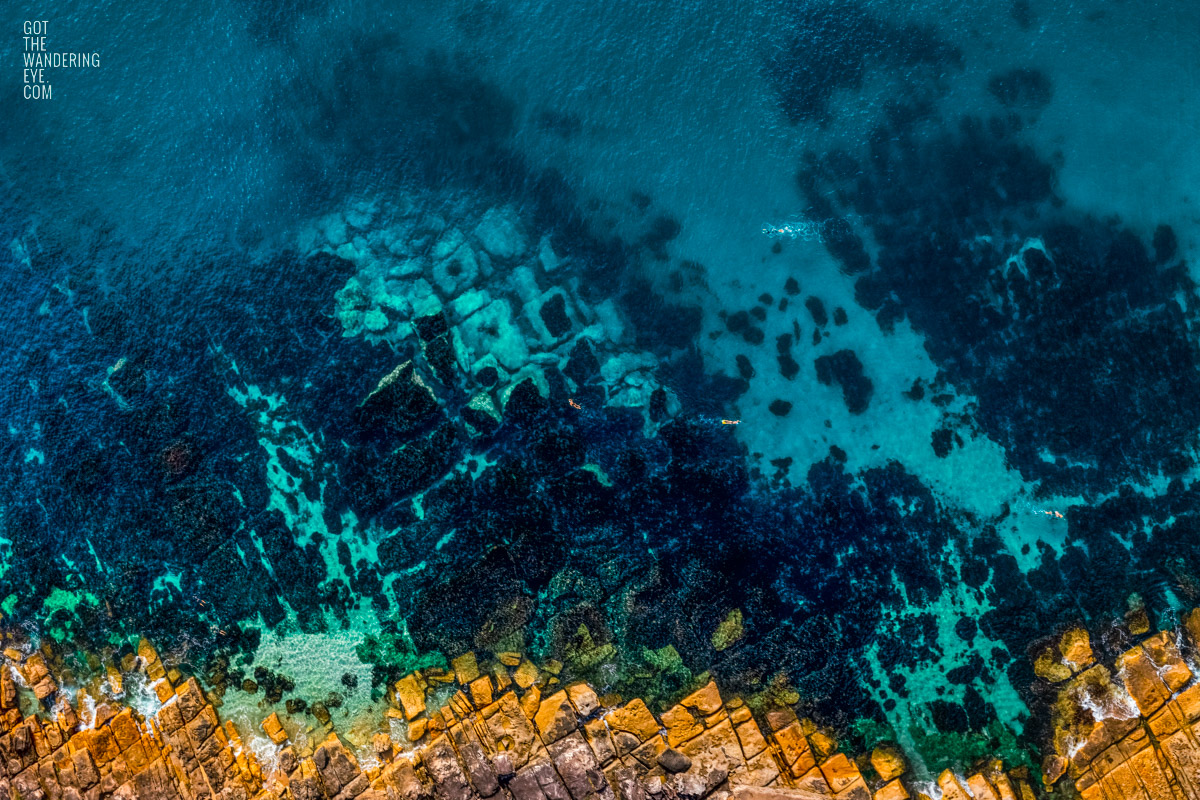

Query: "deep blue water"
left=4, top=0, right=1200, bottom=771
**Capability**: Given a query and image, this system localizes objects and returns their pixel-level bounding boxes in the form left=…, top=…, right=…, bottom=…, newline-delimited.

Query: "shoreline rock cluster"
left=7, top=605, right=1200, bottom=800
left=1033, top=610, right=1200, bottom=800
left=0, top=638, right=1041, bottom=800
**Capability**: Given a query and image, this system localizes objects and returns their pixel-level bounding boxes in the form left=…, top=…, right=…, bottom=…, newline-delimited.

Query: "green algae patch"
left=711, top=608, right=744, bottom=651
left=609, top=644, right=694, bottom=711
left=562, top=623, right=616, bottom=671
left=355, top=625, right=445, bottom=692
left=581, top=463, right=613, bottom=487
left=849, top=717, right=899, bottom=753
left=0, top=535, right=12, bottom=581
left=909, top=719, right=1037, bottom=777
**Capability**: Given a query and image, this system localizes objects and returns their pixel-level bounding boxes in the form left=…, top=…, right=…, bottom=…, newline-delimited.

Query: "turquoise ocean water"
left=4, top=0, right=1200, bottom=772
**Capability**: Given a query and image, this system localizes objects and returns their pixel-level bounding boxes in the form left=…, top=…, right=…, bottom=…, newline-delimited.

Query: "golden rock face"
left=0, top=642, right=1044, bottom=800
left=1040, top=618, right=1200, bottom=800
left=21, top=607, right=1200, bottom=800
left=1058, top=627, right=1094, bottom=673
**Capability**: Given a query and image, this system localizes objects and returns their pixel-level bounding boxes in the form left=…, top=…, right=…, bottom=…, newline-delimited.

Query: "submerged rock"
left=475, top=206, right=527, bottom=260
left=814, top=349, right=873, bottom=414
left=358, top=361, right=439, bottom=435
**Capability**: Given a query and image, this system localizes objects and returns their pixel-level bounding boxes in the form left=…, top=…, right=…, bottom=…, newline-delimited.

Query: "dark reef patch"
left=987, top=68, right=1054, bottom=110
left=777, top=335, right=800, bottom=380
left=764, top=0, right=962, bottom=124
left=805, top=296, right=828, bottom=327
left=931, top=428, right=956, bottom=459
left=1010, top=0, right=1035, bottom=29
left=800, top=112, right=1200, bottom=493
left=539, top=293, right=572, bottom=338
left=536, top=109, right=583, bottom=139
left=736, top=354, right=755, bottom=381
left=814, top=350, right=872, bottom=414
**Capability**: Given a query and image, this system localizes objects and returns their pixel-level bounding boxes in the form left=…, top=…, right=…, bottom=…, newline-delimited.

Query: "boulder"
left=394, top=674, right=426, bottom=721
left=460, top=299, right=529, bottom=372
left=538, top=237, right=561, bottom=273
left=1140, top=631, right=1192, bottom=691
left=548, top=732, right=610, bottom=800
left=359, top=362, right=439, bottom=435
left=423, top=735, right=475, bottom=800
left=449, top=723, right=499, bottom=797
left=1117, top=646, right=1171, bottom=716
left=657, top=749, right=691, bottom=774
left=462, top=393, right=501, bottom=437
left=606, top=699, right=660, bottom=743
left=1058, top=627, right=1093, bottom=672
left=475, top=207, right=527, bottom=260
left=565, top=683, right=600, bottom=717
left=484, top=692, right=539, bottom=768
left=534, top=690, right=578, bottom=744
left=432, top=245, right=479, bottom=297
left=452, top=652, right=480, bottom=684
left=869, top=745, right=906, bottom=782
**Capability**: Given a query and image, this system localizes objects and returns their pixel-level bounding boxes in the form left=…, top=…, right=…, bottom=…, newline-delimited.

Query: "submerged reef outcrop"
left=305, top=195, right=672, bottom=429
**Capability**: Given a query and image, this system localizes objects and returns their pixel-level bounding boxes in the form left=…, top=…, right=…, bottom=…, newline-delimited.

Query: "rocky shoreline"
left=1034, top=611, right=1200, bottom=800
left=0, top=616, right=1136, bottom=800
left=1, top=610, right=1200, bottom=800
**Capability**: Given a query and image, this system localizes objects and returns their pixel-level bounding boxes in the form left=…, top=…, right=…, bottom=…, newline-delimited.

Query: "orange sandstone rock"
left=1059, top=627, right=1094, bottom=672
left=869, top=745, right=905, bottom=782
left=521, top=684, right=542, bottom=720
left=818, top=753, right=862, bottom=795
left=730, top=705, right=752, bottom=726
left=408, top=718, right=427, bottom=741
left=451, top=651, right=480, bottom=684
left=394, top=673, right=426, bottom=720
left=1127, top=606, right=1151, bottom=636
left=966, top=773, right=999, bottom=800
left=513, top=658, right=540, bottom=690
left=1184, top=608, right=1200, bottom=648
left=809, top=729, right=838, bottom=759
left=735, top=718, right=768, bottom=761
left=681, top=681, right=725, bottom=717
left=678, top=717, right=745, bottom=778
left=468, top=675, right=494, bottom=708
left=1117, top=646, right=1171, bottom=716
left=535, top=689, right=579, bottom=744
left=606, top=698, right=661, bottom=743
left=874, top=779, right=909, bottom=800
left=583, top=717, right=616, bottom=765
left=261, top=712, right=287, bottom=745
left=0, top=630, right=1084, bottom=800
left=937, top=770, right=972, bottom=800
left=1033, top=645, right=1072, bottom=684
left=566, top=682, right=600, bottom=717
left=1140, top=631, right=1192, bottom=692
left=494, top=662, right=513, bottom=692
left=660, top=701, right=705, bottom=747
